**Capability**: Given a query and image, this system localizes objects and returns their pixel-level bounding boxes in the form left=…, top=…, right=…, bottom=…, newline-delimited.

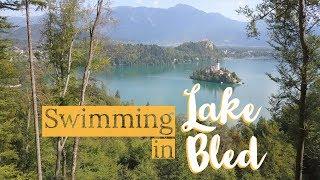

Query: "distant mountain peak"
left=169, top=4, right=200, bottom=11
left=108, top=5, right=267, bottom=46
left=8, top=4, right=267, bottom=47
left=173, top=4, right=195, bottom=9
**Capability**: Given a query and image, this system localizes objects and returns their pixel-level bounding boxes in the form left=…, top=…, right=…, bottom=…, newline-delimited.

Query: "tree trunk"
left=54, top=141, right=62, bottom=179
left=54, top=137, right=67, bottom=179
left=62, top=38, right=75, bottom=97
left=71, top=137, right=80, bottom=180
left=25, top=0, right=43, bottom=179
left=71, top=1, right=104, bottom=179
left=296, top=0, right=310, bottom=179
left=70, top=29, right=94, bottom=180
left=62, top=148, right=67, bottom=178
left=55, top=36, right=75, bottom=179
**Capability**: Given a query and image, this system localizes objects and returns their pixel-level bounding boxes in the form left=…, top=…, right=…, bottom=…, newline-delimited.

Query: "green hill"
left=106, top=40, right=223, bottom=66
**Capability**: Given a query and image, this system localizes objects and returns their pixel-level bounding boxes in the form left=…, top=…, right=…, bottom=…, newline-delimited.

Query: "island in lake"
left=190, top=62, right=241, bottom=84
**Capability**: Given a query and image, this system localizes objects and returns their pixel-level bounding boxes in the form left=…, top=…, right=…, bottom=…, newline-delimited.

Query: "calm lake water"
left=96, top=58, right=278, bottom=119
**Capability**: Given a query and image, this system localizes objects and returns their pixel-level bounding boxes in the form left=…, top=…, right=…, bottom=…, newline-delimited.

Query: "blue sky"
left=112, top=0, right=260, bottom=21
left=2, top=0, right=260, bottom=21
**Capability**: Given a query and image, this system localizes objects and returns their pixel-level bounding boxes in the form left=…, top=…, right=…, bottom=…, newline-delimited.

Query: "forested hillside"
left=105, top=40, right=222, bottom=66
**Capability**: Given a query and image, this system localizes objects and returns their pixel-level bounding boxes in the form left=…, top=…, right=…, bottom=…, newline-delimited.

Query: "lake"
left=96, top=58, right=278, bottom=119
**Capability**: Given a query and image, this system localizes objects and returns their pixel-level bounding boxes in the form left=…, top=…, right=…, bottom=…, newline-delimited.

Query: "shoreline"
left=112, top=56, right=276, bottom=68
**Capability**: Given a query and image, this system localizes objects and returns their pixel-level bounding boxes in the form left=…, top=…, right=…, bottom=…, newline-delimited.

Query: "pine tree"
left=238, top=1, right=320, bottom=179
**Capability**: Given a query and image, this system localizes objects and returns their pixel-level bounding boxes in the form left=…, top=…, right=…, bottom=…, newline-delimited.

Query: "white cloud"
left=153, top=0, right=159, bottom=7
left=136, top=0, right=144, bottom=5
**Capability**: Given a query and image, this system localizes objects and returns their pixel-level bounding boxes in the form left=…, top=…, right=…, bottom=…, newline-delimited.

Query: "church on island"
left=190, top=62, right=241, bottom=84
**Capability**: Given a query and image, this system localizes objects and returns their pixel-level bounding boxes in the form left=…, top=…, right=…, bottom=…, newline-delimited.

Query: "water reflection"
left=192, top=80, right=240, bottom=99
left=107, top=63, right=179, bottom=78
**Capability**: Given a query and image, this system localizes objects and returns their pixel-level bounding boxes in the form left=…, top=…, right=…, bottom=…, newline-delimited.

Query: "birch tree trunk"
left=62, top=39, right=75, bottom=96
left=71, top=1, right=104, bottom=179
left=55, top=37, right=74, bottom=179
left=62, top=148, right=67, bottom=178
left=54, top=137, right=67, bottom=178
left=25, top=0, right=42, bottom=179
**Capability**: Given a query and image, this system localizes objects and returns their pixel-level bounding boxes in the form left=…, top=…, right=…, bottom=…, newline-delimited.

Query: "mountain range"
left=6, top=4, right=268, bottom=47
